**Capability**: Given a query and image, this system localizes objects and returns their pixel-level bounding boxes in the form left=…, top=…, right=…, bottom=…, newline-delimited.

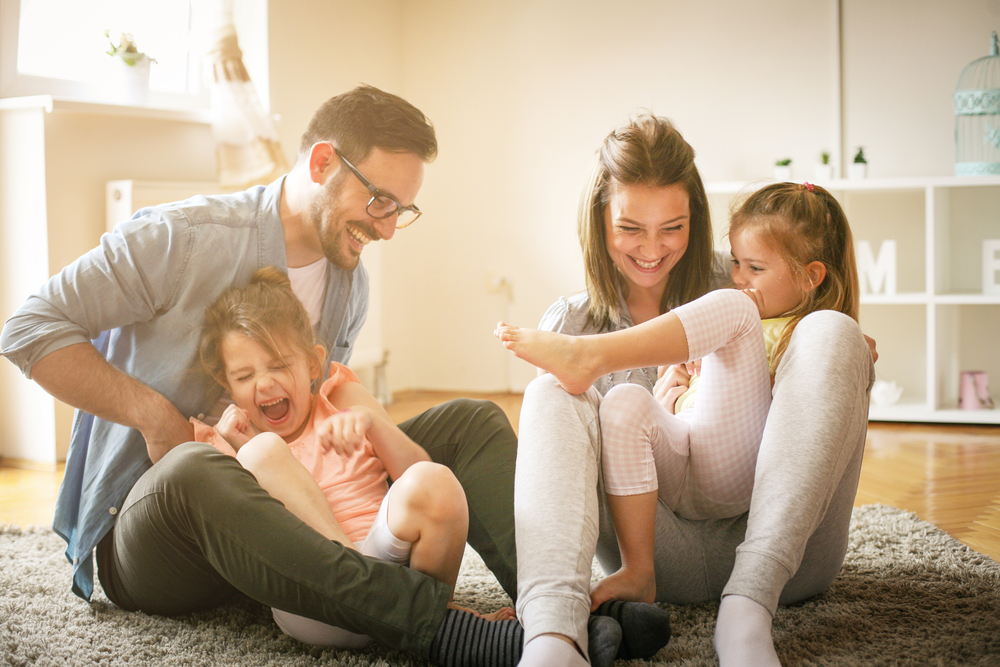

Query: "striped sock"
left=429, top=609, right=523, bottom=667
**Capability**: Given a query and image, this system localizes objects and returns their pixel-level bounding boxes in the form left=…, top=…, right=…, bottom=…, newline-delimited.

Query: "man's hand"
left=215, top=404, right=255, bottom=451
left=137, top=394, right=195, bottom=463
left=316, top=407, right=373, bottom=457
left=30, top=342, right=193, bottom=464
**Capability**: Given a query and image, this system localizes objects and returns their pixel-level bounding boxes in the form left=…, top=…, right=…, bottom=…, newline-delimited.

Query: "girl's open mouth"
left=260, top=398, right=290, bottom=423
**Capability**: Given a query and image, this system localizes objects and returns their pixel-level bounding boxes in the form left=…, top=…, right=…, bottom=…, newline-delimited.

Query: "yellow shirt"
left=673, top=317, right=792, bottom=413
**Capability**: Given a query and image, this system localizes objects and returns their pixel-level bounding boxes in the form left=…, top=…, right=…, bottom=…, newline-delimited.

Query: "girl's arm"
left=325, top=380, right=431, bottom=480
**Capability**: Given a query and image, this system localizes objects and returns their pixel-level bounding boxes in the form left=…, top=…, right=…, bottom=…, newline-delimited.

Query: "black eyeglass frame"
left=335, top=150, right=422, bottom=229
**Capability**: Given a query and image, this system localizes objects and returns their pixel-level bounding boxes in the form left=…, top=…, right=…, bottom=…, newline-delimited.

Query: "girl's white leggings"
left=601, top=289, right=771, bottom=520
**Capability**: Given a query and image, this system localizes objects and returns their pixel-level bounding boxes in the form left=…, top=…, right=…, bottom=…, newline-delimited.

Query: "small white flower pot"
left=773, top=166, right=792, bottom=182
left=114, top=57, right=151, bottom=105
left=849, top=162, right=868, bottom=179
left=814, top=164, right=834, bottom=181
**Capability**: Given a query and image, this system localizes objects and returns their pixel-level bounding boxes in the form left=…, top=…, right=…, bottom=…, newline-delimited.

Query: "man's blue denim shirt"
left=0, top=177, right=369, bottom=600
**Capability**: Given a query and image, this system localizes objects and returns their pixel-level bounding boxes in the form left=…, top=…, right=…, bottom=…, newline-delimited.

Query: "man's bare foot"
left=448, top=602, right=516, bottom=621
left=493, top=321, right=600, bottom=394
left=589, top=566, right=657, bottom=611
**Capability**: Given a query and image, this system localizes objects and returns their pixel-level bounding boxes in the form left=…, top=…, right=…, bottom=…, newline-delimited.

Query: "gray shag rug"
left=2, top=505, right=998, bottom=667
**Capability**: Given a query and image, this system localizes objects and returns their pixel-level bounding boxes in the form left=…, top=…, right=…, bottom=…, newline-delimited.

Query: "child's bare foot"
left=448, top=602, right=516, bottom=621
left=590, top=566, right=657, bottom=611
left=493, top=321, right=600, bottom=394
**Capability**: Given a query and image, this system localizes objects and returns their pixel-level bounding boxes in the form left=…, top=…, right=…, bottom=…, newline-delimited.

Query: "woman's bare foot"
left=448, top=602, right=516, bottom=621
left=493, top=322, right=601, bottom=394
left=589, top=566, right=657, bottom=611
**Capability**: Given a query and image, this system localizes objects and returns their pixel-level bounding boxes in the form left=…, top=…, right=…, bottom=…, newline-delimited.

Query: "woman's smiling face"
left=604, top=183, right=691, bottom=296
left=221, top=332, right=322, bottom=442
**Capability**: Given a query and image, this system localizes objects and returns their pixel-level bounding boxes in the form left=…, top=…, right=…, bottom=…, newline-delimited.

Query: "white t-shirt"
left=288, top=258, right=329, bottom=327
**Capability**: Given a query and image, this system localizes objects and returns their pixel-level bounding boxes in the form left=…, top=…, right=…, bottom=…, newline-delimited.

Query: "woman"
left=513, top=114, right=874, bottom=667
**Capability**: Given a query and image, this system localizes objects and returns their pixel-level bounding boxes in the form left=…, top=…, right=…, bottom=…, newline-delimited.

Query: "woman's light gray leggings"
left=513, top=310, right=874, bottom=651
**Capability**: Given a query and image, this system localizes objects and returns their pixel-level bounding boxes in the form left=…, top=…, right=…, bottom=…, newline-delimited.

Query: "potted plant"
left=815, top=151, right=834, bottom=180
left=774, top=158, right=792, bottom=182
left=104, top=30, right=156, bottom=105
left=849, top=147, right=868, bottom=179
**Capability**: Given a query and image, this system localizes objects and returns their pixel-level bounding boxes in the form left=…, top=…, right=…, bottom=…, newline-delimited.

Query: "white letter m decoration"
left=856, top=240, right=897, bottom=295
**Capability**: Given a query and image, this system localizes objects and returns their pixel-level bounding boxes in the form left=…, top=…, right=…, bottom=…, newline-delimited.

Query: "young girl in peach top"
left=195, top=267, right=512, bottom=648
left=496, top=182, right=859, bottom=613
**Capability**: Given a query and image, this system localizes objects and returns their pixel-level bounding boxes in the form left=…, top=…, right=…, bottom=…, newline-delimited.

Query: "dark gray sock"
left=587, top=615, right=622, bottom=667
left=593, top=600, right=672, bottom=660
left=429, top=609, right=523, bottom=667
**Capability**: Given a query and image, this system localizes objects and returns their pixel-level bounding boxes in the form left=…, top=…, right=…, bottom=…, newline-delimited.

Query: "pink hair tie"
left=804, top=182, right=815, bottom=192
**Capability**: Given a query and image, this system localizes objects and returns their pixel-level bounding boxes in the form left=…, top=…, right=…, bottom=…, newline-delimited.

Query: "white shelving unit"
left=706, top=176, right=1000, bottom=425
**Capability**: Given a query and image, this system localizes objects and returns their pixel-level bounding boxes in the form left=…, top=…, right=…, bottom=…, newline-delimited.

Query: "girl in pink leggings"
left=496, top=182, right=859, bottom=612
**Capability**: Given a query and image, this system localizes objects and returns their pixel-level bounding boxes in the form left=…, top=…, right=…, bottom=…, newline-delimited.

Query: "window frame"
left=0, top=0, right=210, bottom=110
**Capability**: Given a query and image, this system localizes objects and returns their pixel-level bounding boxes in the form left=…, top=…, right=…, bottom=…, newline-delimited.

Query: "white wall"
left=381, top=0, right=825, bottom=392
left=841, top=0, right=1000, bottom=178
left=268, top=0, right=404, bottom=165
left=284, top=0, right=990, bottom=394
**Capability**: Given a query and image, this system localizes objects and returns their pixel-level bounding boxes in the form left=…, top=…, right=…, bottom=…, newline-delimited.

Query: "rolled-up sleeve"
left=1, top=211, right=191, bottom=378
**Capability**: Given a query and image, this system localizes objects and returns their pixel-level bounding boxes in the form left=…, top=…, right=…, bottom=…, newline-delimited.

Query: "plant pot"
left=814, top=164, right=834, bottom=181
left=114, top=57, right=151, bottom=105
left=849, top=162, right=868, bottom=179
left=773, top=166, right=792, bottom=182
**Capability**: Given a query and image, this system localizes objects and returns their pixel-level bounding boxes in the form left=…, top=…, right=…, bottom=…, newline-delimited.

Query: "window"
left=1, top=0, right=207, bottom=109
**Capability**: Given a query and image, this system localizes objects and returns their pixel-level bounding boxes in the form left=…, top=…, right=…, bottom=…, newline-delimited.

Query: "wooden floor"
left=2, top=391, right=998, bottom=563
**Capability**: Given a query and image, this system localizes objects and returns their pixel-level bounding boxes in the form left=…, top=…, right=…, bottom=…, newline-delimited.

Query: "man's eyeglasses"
left=336, top=150, right=422, bottom=229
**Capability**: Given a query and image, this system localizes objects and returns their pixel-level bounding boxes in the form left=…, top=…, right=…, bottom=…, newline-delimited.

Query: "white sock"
left=714, top=595, right=781, bottom=667
left=517, top=635, right=588, bottom=667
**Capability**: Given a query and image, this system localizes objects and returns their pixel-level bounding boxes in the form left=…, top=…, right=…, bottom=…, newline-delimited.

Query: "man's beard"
left=310, top=179, right=377, bottom=271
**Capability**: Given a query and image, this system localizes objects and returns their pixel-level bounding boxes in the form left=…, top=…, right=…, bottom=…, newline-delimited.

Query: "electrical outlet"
left=486, top=273, right=509, bottom=294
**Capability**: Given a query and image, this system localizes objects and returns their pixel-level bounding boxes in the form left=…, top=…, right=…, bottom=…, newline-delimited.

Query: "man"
left=1, top=85, right=521, bottom=666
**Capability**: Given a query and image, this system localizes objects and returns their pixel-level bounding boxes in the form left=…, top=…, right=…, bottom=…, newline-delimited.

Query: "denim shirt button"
left=109, top=507, right=117, bottom=516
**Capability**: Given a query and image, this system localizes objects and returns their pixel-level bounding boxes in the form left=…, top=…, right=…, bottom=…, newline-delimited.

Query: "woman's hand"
left=653, top=362, right=697, bottom=414
left=216, top=404, right=255, bottom=450
left=863, top=334, right=879, bottom=363
left=316, top=407, right=374, bottom=457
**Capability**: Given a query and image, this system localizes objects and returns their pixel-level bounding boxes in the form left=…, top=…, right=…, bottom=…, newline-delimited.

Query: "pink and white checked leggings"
left=599, top=289, right=772, bottom=520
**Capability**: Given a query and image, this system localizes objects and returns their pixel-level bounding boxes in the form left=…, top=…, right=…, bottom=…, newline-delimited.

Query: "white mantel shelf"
left=0, top=95, right=214, bottom=124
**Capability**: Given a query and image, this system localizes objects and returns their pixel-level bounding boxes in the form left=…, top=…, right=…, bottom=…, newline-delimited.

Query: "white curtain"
left=202, top=3, right=287, bottom=188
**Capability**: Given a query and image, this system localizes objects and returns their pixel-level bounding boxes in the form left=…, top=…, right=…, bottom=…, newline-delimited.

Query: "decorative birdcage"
left=955, top=32, right=1000, bottom=176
